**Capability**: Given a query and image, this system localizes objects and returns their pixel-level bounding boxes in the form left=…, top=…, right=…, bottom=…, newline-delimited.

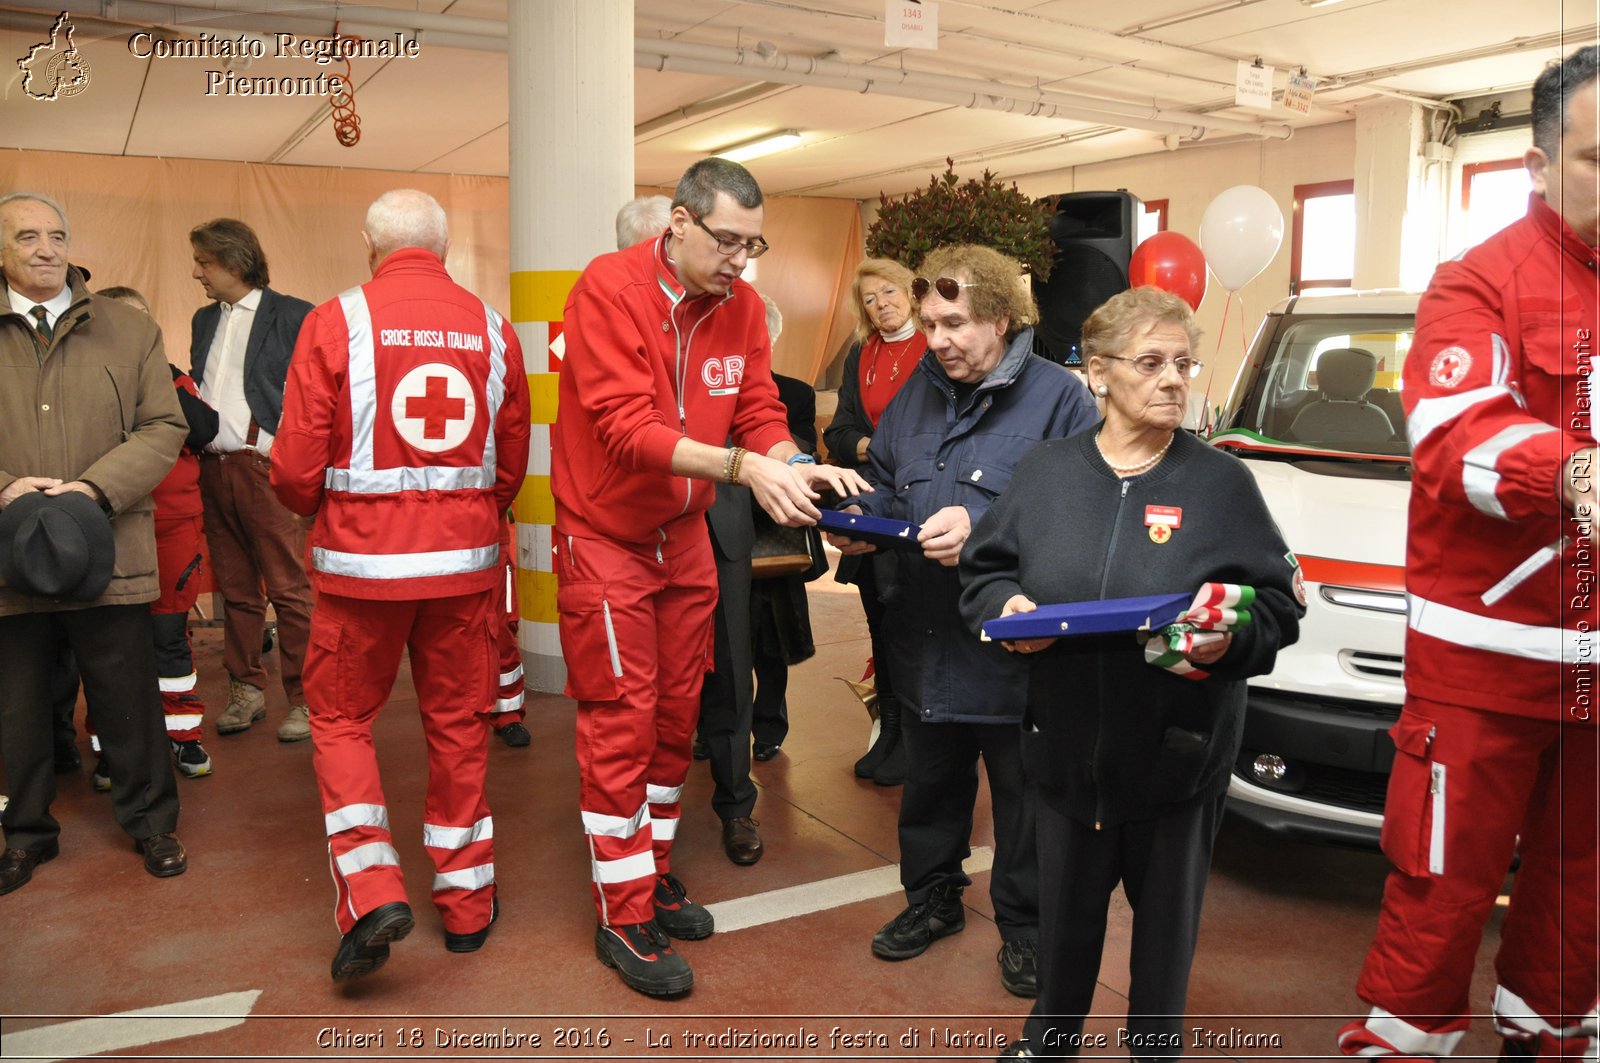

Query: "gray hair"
left=761, top=293, right=783, bottom=343
left=672, top=158, right=763, bottom=218
left=616, top=195, right=672, bottom=250
left=0, top=192, right=70, bottom=242
left=364, top=189, right=448, bottom=258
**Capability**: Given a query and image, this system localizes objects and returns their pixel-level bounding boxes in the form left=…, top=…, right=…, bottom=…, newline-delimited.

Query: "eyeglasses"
left=690, top=213, right=769, bottom=259
left=911, top=276, right=976, bottom=302
left=1106, top=354, right=1204, bottom=379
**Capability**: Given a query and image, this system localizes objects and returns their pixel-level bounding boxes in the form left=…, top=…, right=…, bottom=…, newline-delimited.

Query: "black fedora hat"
left=0, top=490, right=115, bottom=601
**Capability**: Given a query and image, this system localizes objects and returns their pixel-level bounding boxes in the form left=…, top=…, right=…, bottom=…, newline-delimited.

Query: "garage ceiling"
left=0, top=0, right=1591, bottom=199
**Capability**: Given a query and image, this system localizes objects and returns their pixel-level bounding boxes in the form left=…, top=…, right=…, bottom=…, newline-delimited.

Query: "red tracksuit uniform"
left=1340, top=194, right=1599, bottom=1058
left=484, top=512, right=525, bottom=731
left=552, top=235, right=790, bottom=926
left=271, top=248, right=530, bottom=937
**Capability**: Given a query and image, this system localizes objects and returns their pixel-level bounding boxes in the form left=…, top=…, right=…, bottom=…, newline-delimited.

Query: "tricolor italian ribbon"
left=1143, top=583, right=1256, bottom=680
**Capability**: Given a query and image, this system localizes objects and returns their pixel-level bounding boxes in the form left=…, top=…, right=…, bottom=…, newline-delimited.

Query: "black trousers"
left=0, top=605, right=179, bottom=850
left=897, top=709, right=1038, bottom=940
left=1022, top=792, right=1227, bottom=1061
left=698, top=550, right=755, bottom=822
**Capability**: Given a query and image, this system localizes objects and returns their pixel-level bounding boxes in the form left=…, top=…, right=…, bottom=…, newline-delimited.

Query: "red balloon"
left=1128, top=231, right=1208, bottom=311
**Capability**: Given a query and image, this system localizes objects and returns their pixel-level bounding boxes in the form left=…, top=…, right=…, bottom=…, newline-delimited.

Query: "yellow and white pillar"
left=507, top=0, right=634, bottom=692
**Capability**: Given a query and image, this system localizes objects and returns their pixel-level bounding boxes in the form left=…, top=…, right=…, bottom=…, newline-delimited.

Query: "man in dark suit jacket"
left=188, top=218, right=316, bottom=747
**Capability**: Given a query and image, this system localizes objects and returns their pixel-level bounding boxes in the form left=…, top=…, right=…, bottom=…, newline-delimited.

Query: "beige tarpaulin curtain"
left=0, top=150, right=862, bottom=387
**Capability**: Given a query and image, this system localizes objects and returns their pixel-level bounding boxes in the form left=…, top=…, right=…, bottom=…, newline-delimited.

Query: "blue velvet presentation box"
left=816, top=509, right=924, bottom=550
left=980, top=592, right=1193, bottom=641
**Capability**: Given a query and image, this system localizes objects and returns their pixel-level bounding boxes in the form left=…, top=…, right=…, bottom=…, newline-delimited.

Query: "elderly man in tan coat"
left=0, top=191, right=190, bottom=895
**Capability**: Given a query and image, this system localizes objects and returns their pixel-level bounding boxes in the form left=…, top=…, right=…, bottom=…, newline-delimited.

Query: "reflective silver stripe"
left=1408, top=385, right=1512, bottom=449
left=1492, top=984, right=1595, bottom=1040
left=1482, top=538, right=1566, bottom=607
left=489, top=692, right=525, bottom=714
left=1491, top=331, right=1510, bottom=386
left=422, top=816, right=493, bottom=849
left=158, top=672, right=197, bottom=693
left=500, top=663, right=524, bottom=685
left=1408, top=594, right=1583, bottom=662
left=335, top=841, right=400, bottom=875
left=602, top=600, right=622, bottom=677
left=325, top=802, right=390, bottom=836
left=646, top=783, right=682, bottom=805
left=325, top=465, right=491, bottom=493
left=582, top=805, right=648, bottom=839
left=432, top=863, right=495, bottom=892
left=314, top=544, right=499, bottom=579
left=164, top=713, right=203, bottom=731
left=339, top=287, right=378, bottom=476
left=650, top=815, right=679, bottom=840
left=1463, top=423, right=1558, bottom=519
left=481, top=300, right=507, bottom=477
left=1428, top=763, right=1446, bottom=874
left=591, top=850, right=656, bottom=884
left=1355, top=1009, right=1466, bottom=1057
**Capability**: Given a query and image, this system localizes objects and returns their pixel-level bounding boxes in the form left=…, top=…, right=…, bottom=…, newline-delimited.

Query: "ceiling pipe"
left=637, top=40, right=1291, bottom=140
left=634, top=83, right=795, bottom=140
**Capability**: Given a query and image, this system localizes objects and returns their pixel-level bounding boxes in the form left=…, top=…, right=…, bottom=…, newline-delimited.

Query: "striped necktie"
left=29, top=304, right=51, bottom=343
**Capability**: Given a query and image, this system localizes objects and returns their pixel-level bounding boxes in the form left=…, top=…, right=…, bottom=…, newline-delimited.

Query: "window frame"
left=1290, top=179, right=1355, bottom=295
left=1460, top=157, right=1526, bottom=210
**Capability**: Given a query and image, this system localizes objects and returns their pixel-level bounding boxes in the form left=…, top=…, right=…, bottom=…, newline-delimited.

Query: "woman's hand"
left=1183, top=631, right=1233, bottom=665
left=999, top=593, right=1055, bottom=654
left=822, top=504, right=877, bottom=555
left=856, top=436, right=871, bottom=462
left=918, top=505, right=971, bottom=567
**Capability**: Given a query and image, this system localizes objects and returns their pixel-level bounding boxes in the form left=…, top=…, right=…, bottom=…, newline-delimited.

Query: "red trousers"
left=1340, top=697, right=1598, bottom=1059
left=555, top=530, right=715, bottom=926
left=484, top=517, right=525, bottom=730
left=305, top=590, right=497, bottom=936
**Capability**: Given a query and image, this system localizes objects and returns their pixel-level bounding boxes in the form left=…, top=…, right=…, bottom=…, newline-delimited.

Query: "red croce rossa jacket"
left=1402, top=193, right=1600, bottom=722
left=272, top=249, right=531, bottom=601
left=551, top=235, right=792, bottom=548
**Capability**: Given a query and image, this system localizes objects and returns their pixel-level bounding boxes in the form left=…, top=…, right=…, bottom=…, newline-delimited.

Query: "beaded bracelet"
left=725, top=446, right=747, bottom=484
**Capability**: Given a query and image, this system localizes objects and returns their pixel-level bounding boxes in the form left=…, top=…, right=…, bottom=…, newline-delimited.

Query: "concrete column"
left=507, top=0, right=633, bottom=693
left=1352, top=97, right=1441, bottom=291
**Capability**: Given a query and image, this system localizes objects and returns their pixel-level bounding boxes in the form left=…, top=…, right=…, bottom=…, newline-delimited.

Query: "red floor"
left=0, top=575, right=1508, bottom=1061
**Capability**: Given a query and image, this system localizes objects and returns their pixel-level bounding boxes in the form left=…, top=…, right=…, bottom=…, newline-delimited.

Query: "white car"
left=1209, top=290, right=1418, bottom=846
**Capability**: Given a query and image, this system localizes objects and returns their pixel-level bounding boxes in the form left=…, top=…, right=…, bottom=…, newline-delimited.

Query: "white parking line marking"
left=707, top=846, right=995, bottom=933
left=3, top=989, right=261, bottom=1062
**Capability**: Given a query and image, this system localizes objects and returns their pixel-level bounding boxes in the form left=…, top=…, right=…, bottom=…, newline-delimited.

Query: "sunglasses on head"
left=911, top=276, right=976, bottom=302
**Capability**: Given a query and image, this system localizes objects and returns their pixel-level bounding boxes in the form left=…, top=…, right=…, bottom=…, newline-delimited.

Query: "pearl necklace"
left=1095, top=429, right=1174, bottom=475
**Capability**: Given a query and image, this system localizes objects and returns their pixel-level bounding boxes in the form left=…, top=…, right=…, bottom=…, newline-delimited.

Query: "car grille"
left=1340, top=649, right=1404, bottom=681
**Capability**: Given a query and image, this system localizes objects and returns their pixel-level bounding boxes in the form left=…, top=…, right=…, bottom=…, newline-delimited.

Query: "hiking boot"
left=331, top=901, right=414, bottom=982
left=171, top=739, right=213, bottom=779
left=998, top=937, right=1039, bottom=998
left=652, top=873, right=714, bottom=940
left=594, top=921, right=694, bottom=997
left=871, top=882, right=965, bottom=959
left=277, top=703, right=311, bottom=743
left=91, top=756, right=112, bottom=792
left=216, top=680, right=265, bottom=734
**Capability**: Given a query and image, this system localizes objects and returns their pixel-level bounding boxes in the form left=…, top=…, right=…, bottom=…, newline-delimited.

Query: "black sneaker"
left=595, top=921, right=694, bottom=997
left=445, top=896, right=499, bottom=953
left=652, top=873, right=714, bottom=940
left=171, top=739, right=213, bottom=778
left=331, top=901, right=414, bottom=981
left=495, top=723, right=531, bottom=748
left=91, top=756, right=112, bottom=793
left=998, top=937, right=1039, bottom=998
left=871, top=882, right=965, bottom=959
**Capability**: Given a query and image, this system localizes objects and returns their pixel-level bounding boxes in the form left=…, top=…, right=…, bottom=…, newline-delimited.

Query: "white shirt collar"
left=8, top=283, right=71, bottom=322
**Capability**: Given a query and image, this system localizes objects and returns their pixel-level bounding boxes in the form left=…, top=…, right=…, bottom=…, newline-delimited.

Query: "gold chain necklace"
left=1095, top=429, right=1174, bottom=475
left=865, top=334, right=919, bottom=386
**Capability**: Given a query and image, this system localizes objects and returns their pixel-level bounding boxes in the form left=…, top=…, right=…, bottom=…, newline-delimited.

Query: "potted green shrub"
left=866, top=159, right=1058, bottom=280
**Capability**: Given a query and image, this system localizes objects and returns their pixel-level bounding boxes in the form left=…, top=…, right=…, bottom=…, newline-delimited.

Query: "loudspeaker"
left=1032, top=191, right=1140, bottom=366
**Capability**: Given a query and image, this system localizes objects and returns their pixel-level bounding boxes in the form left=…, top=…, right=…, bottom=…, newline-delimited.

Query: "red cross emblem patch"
left=391, top=362, right=475, bottom=453
left=1429, top=346, right=1471, bottom=389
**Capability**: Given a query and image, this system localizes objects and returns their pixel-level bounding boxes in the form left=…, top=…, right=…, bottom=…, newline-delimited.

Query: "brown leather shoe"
left=0, top=841, right=59, bottom=895
left=721, top=816, right=763, bottom=865
left=136, top=833, right=188, bottom=878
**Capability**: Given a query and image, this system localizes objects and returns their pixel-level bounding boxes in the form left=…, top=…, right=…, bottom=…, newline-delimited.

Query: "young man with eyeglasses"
left=551, top=158, right=870, bottom=997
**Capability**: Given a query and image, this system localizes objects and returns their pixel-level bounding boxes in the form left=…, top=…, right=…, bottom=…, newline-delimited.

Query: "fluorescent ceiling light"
left=713, top=130, right=803, bottom=162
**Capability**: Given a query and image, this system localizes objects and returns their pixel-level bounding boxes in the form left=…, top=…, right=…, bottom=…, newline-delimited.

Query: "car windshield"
left=1224, top=313, right=1415, bottom=458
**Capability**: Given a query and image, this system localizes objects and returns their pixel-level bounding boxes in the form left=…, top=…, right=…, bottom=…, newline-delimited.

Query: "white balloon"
left=1199, top=185, right=1285, bottom=292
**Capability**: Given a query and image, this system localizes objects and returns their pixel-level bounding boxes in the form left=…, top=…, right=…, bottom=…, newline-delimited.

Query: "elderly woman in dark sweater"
left=828, top=244, right=1099, bottom=998
left=960, top=287, right=1304, bottom=1061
